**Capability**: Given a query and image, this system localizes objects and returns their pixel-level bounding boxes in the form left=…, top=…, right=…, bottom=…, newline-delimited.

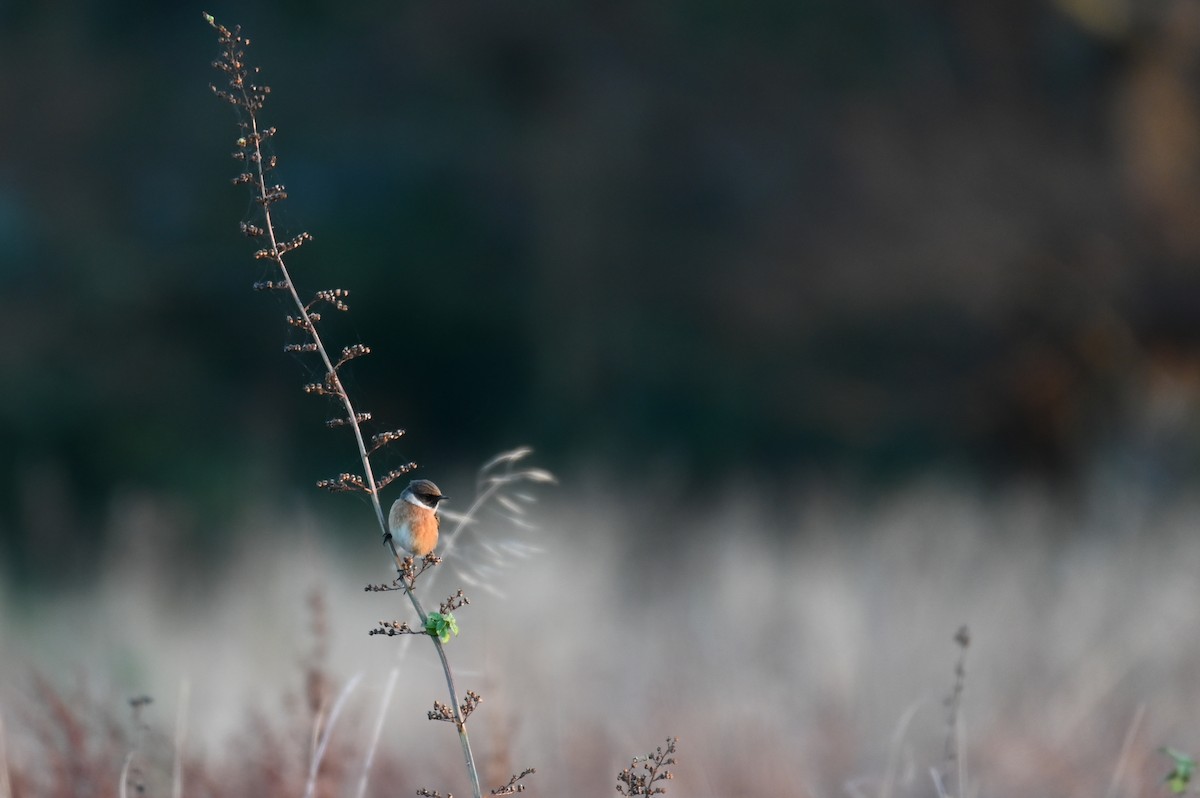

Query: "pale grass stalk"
left=842, top=776, right=871, bottom=798
left=879, top=699, right=923, bottom=798
left=1105, top=703, right=1146, bottom=798
left=355, top=667, right=399, bottom=798
left=928, top=705, right=969, bottom=798
left=173, top=678, right=189, bottom=798
left=307, top=701, right=324, bottom=780
left=0, top=711, right=11, bottom=798
left=118, top=750, right=136, bottom=798
left=304, top=672, right=364, bottom=798
left=929, top=767, right=950, bottom=798
left=956, top=709, right=967, bottom=798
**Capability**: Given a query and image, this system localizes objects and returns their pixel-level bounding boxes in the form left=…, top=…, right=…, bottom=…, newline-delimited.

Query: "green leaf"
left=425, top=612, right=459, bottom=644
left=1161, top=747, right=1196, bottom=794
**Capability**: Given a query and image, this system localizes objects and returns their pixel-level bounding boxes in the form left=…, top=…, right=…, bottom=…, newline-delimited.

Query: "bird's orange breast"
left=407, top=511, right=440, bottom=556
left=389, top=500, right=440, bottom=556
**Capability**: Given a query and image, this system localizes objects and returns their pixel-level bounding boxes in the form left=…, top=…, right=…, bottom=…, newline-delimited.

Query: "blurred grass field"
left=2, top=478, right=1197, bottom=797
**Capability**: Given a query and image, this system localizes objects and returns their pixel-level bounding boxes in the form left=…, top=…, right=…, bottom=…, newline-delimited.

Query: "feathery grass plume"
left=435, top=447, right=557, bottom=597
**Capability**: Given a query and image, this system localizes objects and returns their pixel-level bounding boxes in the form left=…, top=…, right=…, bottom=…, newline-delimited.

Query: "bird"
left=388, top=478, right=449, bottom=558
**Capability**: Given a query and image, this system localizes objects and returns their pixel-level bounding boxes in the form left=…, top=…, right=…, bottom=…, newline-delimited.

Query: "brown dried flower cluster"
left=616, top=738, right=678, bottom=796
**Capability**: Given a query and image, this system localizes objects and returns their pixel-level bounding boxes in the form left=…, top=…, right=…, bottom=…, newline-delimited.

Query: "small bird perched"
left=388, top=478, right=449, bottom=558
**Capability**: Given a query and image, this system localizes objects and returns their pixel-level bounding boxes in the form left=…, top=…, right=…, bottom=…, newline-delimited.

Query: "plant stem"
left=262, top=190, right=483, bottom=798
left=212, top=18, right=484, bottom=795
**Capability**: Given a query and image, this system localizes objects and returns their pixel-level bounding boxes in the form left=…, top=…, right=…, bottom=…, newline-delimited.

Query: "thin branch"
left=206, top=15, right=482, bottom=798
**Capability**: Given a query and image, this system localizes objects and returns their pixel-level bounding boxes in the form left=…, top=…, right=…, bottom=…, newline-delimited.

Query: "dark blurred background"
left=4, top=0, right=1200, bottom=581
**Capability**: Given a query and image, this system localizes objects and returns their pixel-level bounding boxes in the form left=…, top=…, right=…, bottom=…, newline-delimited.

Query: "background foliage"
left=3, top=0, right=1200, bottom=575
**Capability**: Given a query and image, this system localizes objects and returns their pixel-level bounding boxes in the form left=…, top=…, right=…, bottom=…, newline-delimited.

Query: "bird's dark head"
left=404, top=479, right=448, bottom=510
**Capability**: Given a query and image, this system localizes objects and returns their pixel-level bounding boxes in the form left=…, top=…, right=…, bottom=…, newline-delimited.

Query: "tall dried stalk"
left=203, top=14, right=483, bottom=796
